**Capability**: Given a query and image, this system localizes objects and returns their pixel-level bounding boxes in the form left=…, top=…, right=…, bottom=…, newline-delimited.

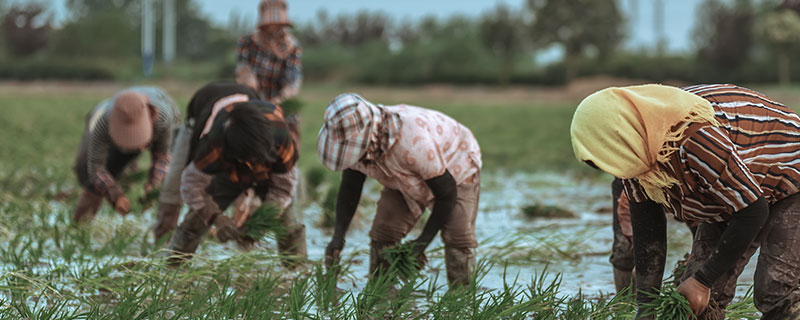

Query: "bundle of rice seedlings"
left=382, top=243, right=424, bottom=281
left=240, top=205, right=285, bottom=240
left=640, top=285, right=694, bottom=320
left=521, top=203, right=576, bottom=219
left=279, top=98, right=304, bottom=114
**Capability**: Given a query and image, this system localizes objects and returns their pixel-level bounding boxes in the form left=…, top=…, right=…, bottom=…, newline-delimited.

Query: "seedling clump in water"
left=521, top=203, right=576, bottom=219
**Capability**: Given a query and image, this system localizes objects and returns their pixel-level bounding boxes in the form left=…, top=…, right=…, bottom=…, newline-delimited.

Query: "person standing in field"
left=571, top=84, right=800, bottom=319
left=73, top=87, right=180, bottom=223
left=164, top=82, right=306, bottom=267
left=318, top=93, right=482, bottom=287
left=235, top=0, right=301, bottom=107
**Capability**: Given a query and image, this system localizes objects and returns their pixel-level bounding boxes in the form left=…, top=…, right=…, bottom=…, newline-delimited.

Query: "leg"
left=440, top=176, right=480, bottom=287
left=73, top=129, right=103, bottom=223
left=610, top=178, right=635, bottom=293
left=680, top=222, right=758, bottom=320
left=368, top=188, right=419, bottom=276
left=754, top=194, right=800, bottom=319
left=168, top=175, right=242, bottom=263
left=153, top=124, right=193, bottom=242
left=275, top=198, right=307, bottom=269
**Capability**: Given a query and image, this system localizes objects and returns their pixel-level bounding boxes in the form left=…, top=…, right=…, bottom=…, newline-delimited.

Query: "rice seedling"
left=240, top=204, right=285, bottom=240
left=640, top=285, right=695, bottom=320
left=382, top=243, right=425, bottom=281
left=521, top=203, right=576, bottom=219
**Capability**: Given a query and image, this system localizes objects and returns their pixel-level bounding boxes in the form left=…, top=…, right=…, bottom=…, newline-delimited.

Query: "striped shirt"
left=623, top=84, right=800, bottom=223
left=86, top=87, right=180, bottom=202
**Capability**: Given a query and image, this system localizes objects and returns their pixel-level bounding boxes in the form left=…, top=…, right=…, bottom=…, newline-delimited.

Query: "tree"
left=693, top=0, right=754, bottom=69
left=65, top=0, right=137, bottom=19
left=757, top=9, right=800, bottom=85
left=480, top=3, right=526, bottom=85
left=527, top=0, right=625, bottom=83
left=2, top=3, right=51, bottom=57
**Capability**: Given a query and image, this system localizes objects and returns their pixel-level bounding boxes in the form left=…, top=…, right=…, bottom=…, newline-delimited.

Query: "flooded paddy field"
left=0, top=82, right=769, bottom=318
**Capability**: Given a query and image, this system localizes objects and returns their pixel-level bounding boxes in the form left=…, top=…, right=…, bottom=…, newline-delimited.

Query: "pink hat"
left=109, top=91, right=153, bottom=151
left=258, top=0, right=291, bottom=27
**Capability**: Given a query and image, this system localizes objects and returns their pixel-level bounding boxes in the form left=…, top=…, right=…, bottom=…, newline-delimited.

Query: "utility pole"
left=163, top=0, right=176, bottom=64
left=141, top=0, right=155, bottom=77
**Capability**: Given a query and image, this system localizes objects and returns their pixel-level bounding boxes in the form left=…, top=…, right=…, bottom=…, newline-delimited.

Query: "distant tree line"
left=1, top=0, right=799, bottom=85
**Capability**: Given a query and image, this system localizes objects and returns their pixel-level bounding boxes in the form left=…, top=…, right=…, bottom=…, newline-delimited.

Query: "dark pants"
left=73, top=128, right=140, bottom=195
left=680, top=193, right=800, bottom=319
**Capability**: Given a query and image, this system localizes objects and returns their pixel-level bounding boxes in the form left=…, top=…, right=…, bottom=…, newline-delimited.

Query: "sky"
left=31, top=0, right=705, bottom=53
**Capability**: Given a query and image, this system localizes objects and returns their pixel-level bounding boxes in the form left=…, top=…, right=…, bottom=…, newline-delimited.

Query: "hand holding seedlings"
left=325, top=238, right=344, bottom=269
left=677, top=276, right=710, bottom=316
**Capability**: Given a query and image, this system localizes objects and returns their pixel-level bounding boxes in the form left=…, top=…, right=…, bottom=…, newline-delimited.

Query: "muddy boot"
left=613, top=267, right=634, bottom=294
left=277, top=224, right=308, bottom=269
left=445, top=247, right=476, bottom=287
left=369, top=241, right=396, bottom=278
left=167, top=210, right=210, bottom=266
left=152, top=202, right=182, bottom=244
left=73, top=189, right=103, bottom=223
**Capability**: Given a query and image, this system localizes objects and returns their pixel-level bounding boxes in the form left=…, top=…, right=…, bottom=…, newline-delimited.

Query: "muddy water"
left=297, top=172, right=758, bottom=298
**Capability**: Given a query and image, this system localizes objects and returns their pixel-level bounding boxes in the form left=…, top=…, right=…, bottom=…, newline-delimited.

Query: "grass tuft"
left=521, top=203, right=576, bottom=219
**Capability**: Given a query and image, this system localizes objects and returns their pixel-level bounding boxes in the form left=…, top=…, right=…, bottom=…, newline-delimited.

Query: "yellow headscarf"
left=570, top=84, right=720, bottom=204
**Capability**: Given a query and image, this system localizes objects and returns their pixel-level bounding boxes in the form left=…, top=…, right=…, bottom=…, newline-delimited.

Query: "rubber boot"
left=73, top=189, right=103, bottom=223
left=167, top=210, right=210, bottom=266
left=152, top=202, right=182, bottom=244
left=444, top=247, right=476, bottom=287
left=368, top=241, right=396, bottom=278
left=277, top=224, right=308, bottom=269
left=613, top=267, right=634, bottom=294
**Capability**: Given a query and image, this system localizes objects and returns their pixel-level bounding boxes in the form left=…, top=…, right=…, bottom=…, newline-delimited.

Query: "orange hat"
left=109, top=91, right=153, bottom=151
left=258, top=0, right=291, bottom=27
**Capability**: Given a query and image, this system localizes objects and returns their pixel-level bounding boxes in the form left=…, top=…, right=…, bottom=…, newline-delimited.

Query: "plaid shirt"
left=236, top=34, right=302, bottom=103
left=192, top=101, right=298, bottom=187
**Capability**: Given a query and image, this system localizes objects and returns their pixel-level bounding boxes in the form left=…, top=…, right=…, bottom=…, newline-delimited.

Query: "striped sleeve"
left=682, top=126, right=762, bottom=213
left=621, top=178, right=649, bottom=203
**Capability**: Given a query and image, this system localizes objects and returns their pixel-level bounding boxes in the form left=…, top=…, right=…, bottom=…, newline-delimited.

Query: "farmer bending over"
left=318, top=93, right=482, bottom=287
left=73, top=87, right=179, bottom=223
left=166, top=82, right=305, bottom=267
left=572, top=84, right=800, bottom=319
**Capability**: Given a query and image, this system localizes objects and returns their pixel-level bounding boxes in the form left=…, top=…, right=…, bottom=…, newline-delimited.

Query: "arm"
left=413, top=170, right=458, bottom=247
left=678, top=197, right=769, bottom=315
left=325, top=169, right=366, bottom=266
left=693, top=197, right=768, bottom=286
left=275, top=46, right=302, bottom=104
left=86, top=124, right=126, bottom=211
left=235, top=37, right=258, bottom=91
left=630, top=199, right=667, bottom=306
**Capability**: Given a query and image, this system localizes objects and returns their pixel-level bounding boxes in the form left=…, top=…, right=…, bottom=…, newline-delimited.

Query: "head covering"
left=570, top=84, right=720, bottom=204
left=258, top=0, right=291, bottom=27
left=317, top=93, right=401, bottom=171
left=109, top=91, right=153, bottom=151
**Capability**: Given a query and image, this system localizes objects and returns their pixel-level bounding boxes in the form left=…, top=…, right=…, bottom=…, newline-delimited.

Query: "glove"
left=114, top=196, right=131, bottom=215
left=214, top=215, right=243, bottom=243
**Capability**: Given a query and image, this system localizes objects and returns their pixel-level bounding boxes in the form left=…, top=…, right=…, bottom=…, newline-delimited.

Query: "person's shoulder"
left=286, top=33, right=301, bottom=49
